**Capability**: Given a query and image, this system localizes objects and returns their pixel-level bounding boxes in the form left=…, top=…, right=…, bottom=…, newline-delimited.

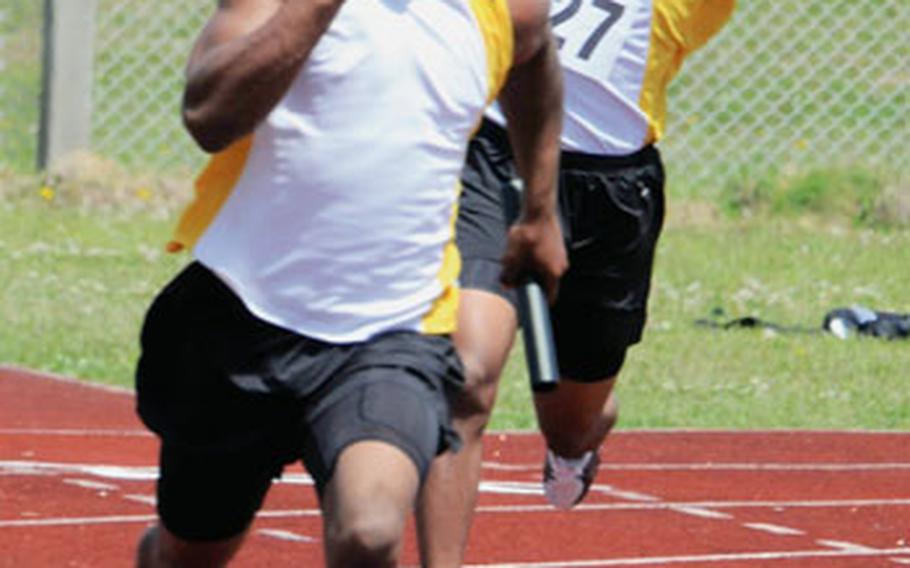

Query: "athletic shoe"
left=542, top=449, right=601, bottom=510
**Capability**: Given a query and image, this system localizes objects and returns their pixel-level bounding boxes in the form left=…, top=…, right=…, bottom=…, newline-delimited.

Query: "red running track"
left=1, top=365, right=909, bottom=567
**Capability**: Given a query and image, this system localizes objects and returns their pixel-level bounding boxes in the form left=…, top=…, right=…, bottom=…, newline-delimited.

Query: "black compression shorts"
left=456, top=119, right=666, bottom=381
left=135, top=262, right=464, bottom=540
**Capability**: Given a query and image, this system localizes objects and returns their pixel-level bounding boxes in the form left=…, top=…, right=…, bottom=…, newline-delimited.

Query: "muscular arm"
left=498, top=0, right=567, bottom=300
left=182, top=0, right=345, bottom=152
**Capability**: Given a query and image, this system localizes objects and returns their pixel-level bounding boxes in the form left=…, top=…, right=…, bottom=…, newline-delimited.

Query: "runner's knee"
left=604, top=392, right=620, bottom=430
left=327, top=508, right=403, bottom=566
left=451, top=352, right=500, bottom=428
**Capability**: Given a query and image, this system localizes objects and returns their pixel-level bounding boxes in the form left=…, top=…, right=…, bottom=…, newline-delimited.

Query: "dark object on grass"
left=822, top=306, right=910, bottom=340
left=696, top=305, right=910, bottom=341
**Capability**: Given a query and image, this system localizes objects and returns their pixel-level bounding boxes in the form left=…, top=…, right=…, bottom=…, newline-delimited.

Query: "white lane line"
left=258, top=529, right=316, bottom=543
left=0, top=514, right=157, bottom=528
left=462, top=547, right=910, bottom=567
left=274, top=473, right=314, bottom=486
left=889, top=557, right=910, bottom=564
left=591, top=486, right=662, bottom=502
left=0, top=428, right=151, bottom=437
left=817, top=539, right=878, bottom=552
left=0, top=508, right=323, bottom=529
left=668, top=506, right=733, bottom=520
left=474, top=498, right=910, bottom=514
left=480, top=480, right=662, bottom=502
left=63, top=478, right=119, bottom=491
left=482, top=462, right=910, bottom=472
left=0, top=461, right=157, bottom=481
left=742, top=522, right=805, bottom=536
left=4, top=461, right=910, bottom=515
left=480, top=481, right=542, bottom=496
left=11, top=497, right=906, bottom=529
left=123, top=494, right=156, bottom=506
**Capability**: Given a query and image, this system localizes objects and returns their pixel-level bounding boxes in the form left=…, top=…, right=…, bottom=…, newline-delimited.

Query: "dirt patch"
left=665, top=200, right=722, bottom=229
left=3, top=150, right=194, bottom=218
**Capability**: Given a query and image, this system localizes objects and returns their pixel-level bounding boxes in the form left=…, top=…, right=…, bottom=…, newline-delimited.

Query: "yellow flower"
left=795, top=139, right=809, bottom=150
left=39, top=186, right=55, bottom=201
left=136, top=187, right=153, bottom=201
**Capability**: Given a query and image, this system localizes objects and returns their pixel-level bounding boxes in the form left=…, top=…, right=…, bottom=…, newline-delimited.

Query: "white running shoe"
left=542, top=449, right=600, bottom=510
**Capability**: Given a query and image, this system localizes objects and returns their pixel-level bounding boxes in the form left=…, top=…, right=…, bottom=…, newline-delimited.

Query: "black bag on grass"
left=822, top=306, right=910, bottom=340
left=696, top=305, right=910, bottom=341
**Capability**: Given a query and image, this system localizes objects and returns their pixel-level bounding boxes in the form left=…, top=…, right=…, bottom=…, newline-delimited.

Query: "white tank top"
left=168, top=0, right=514, bottom=342
left=488, top=0, right=735, bottom=155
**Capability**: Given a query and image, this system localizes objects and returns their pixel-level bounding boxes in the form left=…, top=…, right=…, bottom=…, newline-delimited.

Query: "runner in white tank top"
left=172, top=1, right=518, bottom=342
left=134, top=0, right=565, bottom=566
left=488, top=0, right=735, bottom=153
left=420, top=4, right=736, bottom=563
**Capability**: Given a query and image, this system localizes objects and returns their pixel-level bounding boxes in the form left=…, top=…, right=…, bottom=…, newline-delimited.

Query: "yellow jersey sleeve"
left=470, top=0, right=515, bottom=103
left=669, top=0, right=737, bottom=55
left=166, top=136, right=253, bottom=253
left=639, top=0, right=735, bottom=144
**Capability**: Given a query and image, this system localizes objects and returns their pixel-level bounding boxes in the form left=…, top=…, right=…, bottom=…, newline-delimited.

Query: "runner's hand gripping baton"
left=501, top=179, right=559, bottom=392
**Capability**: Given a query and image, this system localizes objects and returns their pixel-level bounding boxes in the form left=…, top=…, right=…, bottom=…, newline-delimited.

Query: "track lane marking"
left=474, top=498, right=910, bottom=513
left=462, top=547, right=910, bottom=567
left=478, top=480, right=662, bottom=503
left=590, top=486, right=661, bottom=502
left=0, top=514, right=157, bottom=528
left=11, top=496, right=909, bottom=529
left=257, top=529, right=316, bottom=543
left=123, top=494, right=156, bottom=506
left=0, top=428, right=151, bottom=437
left=483, top=461, right=910, bottom=472
left=0, top=461, right=157, bottom=480
left=3, top=458, right=910, bottom=521
left=817, top=539, right=878, bottom=552
left=62, top=479, right=119, bottom=491
left=742, top=522, right=805, bottom=536
left=668, top=506, right=733, bottom=520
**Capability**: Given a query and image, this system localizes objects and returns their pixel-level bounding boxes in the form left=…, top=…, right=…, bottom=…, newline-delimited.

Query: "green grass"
left=495, top=220, right=910, bottom=430
left=0, top=0, right=43, bottom=171
left=3, top=172, right=909, bottom=429
left=0, top=172, right=186, bottom=384
left=719, top=167, right=910, bottom=227
left=662, top=0, right=908, bottom=200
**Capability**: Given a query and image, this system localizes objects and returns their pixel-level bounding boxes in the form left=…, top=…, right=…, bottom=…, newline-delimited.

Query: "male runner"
left=134, top=0, right=565, bottom=566
left=418, top=0, right=736, bottom=563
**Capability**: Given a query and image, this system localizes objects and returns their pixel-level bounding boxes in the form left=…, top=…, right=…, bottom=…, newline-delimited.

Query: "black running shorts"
left=135, top=262, right=464, bottom=541
left=456, top=119, right=666, bottom=381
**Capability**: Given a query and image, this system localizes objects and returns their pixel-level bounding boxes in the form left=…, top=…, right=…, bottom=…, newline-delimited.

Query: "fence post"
left=38, top=0, right=98, bottom=170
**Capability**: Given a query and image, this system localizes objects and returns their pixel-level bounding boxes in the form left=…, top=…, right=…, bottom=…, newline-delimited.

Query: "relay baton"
left=500, top=179, right=559, bottom=392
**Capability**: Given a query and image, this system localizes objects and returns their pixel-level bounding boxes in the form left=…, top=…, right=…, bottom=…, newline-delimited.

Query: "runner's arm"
left=182, top=0, right=345, bottom=152
left=498, top=0, right=566, bottom=301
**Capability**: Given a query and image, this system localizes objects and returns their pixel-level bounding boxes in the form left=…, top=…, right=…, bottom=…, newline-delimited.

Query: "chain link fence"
left=2, top=0, right=908, bottom=195
left=91, top=0, right=209, bottom=171
left=0, top=2, right=44, bottom=172
left=662, top=0, right=909, bottom=197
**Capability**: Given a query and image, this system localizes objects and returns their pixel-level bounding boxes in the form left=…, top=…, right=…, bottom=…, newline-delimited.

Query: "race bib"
left=549, top=0, right=640, bottom=81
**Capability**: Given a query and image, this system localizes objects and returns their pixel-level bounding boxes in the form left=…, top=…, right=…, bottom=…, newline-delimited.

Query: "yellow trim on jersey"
left=420, top=183, right=463, bottom=335
left=166, top=136, right=253, bottom=253
left=639, top=0, right=735, bottom=144
left=422, top=0, right=513, bottom=334
left=470, top=0, right=514, bottom=103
